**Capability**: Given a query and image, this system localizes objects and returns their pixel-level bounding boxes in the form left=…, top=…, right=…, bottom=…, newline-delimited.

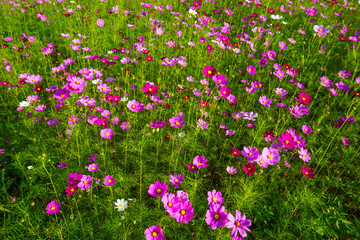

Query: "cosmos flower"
left=206, top=204, right=228, bottom=230
left=301, top=166, right=316, bottom=179
left=144, top=225, right=164, bottom=240
left=46, top=201, right=61, bottom=214
left=148, top=181, right=168, bottom=197
left=225, top=210, right=252, bottom=238
left=97, top=19, right=104, bottom=27
left=243, top=162, right=256, bottom=175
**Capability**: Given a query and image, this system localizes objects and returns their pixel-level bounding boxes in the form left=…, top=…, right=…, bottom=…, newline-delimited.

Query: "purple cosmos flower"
left=207, top=189, right=224, bottom=205
left=279, top=41, right=287, bottom=50
left=243, top=112, right=258, bottom=121
left=104, top=175, right=115, bottom=186
left=148, top=181, right=168, bottom=197
left=144, top=225, right=164, bottom=240
left=259, top=96, right=272, bottom=107
left=335, top=82, right=350, bottom=91
left=193, top=155, right=209, bottom=168
left=227, top=166, right=238, bottom=174
left=54, top=88, right=71, bottom=102
left=302, top=125, right=312, bottom=134
left=289, top=105, right=303, bottom=118
left=241, top=146, right=259, bottom=162
left=169, top=173, right=183, bottom=187
left=225, top=210, right=252, bottom=238
left=78, top=175, right=93, bottom=190
left=100, top=128, right=114, bottom=139
left=206, top=204, right=228, bottom=230
left=67, top=172, right=82, bottom=186
left=46, top=201, right=61, bottom=214
left=169, top=112, right=186, bottom=127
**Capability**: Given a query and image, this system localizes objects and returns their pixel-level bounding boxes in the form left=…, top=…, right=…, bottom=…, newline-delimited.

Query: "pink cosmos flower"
left=142, top=81, right=159, bottom=95
left=227, top=166, right=238, bottom=174
left=203, top=65, right=216, bottom=77
left=97, top=19, right=104, bottom=27
left=341, top=137, right=349, bottom=146
left=169, top=173, right=183, bottom=187
left=77, top=175, right=92, bottom=190
left=259, top=96, right=272, bottom=107
left=100, top=128, right=114, bottom=139
left=302, top=125, right=312, bottom=134
left=298, top=148, right=311, bottom=162
left=207, top=189, right=224, bottom=205
left=219, top=86, right=231, bottom=98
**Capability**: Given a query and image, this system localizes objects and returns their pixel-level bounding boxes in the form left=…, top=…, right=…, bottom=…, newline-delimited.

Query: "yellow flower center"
left=168, top=202, right=172, bottom=207
left=248, top=167, right=251, bottom=171
left=83, top=181, right=87, bottom=184
left=180, top=210, right=186, bottom=215
left=152, top=231, right=158, bottom=237
left=174, top=179, right=178, bottom=182
left=156, top=189, right=162, bottom=194
left=267, top=155, right=273, bottom=159
left=51, top=206, right=56, bottom=210
left=207, top=70, right=212, bottom=74
left=214, top=214, right=220, bottom=220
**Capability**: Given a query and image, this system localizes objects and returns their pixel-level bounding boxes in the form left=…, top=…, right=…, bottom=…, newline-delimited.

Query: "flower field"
left=0, top=0, right=359, bottom=239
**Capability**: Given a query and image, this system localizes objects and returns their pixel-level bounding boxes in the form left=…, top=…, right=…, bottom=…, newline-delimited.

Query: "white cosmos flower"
left=270, top=15, right=284, bottom=20
left=114, top=199, right=128, bottom=212
left=92, top=79, right=100, bottom=85
left=19, top=101, right=31, bottom=108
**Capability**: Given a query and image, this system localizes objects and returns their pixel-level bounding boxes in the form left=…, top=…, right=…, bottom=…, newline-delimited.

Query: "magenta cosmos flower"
left=206, top=204, right=228, bottom=230
left=169, top=173, right=183, bottom=187
left=225, top=210, right=252, bottom=238
left=46, top=200, right=61, bottom=214
left=104, top=175, right=115, bottom=186
left=97, top=19, right=104, bottom=27
left=219, top=86, right=231, bottom=98
left=247, top=65, right=256, bottom=75
left=193, top=155, right=209, bottom=168
left=203, top=65, right=216, bottom=77
left=100, top=128, right=114, bottom=139
left=142, top=81, right=159, bottom=95
left=148, top=181, right=168, bottom=197
left=173, top=200, right=194, bottom=223
left=144, top=225, right=164, bottom=240
left=278, top=132, right=295, bottom=149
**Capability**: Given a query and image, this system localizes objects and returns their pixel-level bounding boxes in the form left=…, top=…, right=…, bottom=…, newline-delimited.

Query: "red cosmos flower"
left=165, top=104, right=171, bottom=109
left=64, top=13, right=71, bottom=17
left=284, top=64, right=291, bottom=70
left=275, top=25, right=282, bottom=30
left=33, top=85, right=43, bottom=92
left=352, top=91, right=360, bottom=97
left=145, top=55, right=153, bottom=61
left=337, top=36, right=347, bottom=41
left=243, top=162, right=256, bottom=176
left=65, top=186, right=78, bottom=196
left=231, top=147, right=241, bottom=157
left=124, top=69, right=131, bottom=74
left=199, top=100, right=208, bottom=108
left=295, top=92, right=312, bottom=105
left=262, top=131, right=274, bottom=138
left=184, top=95, right=190, bottom=100
left=142, top=82, right=158, bottom=95
left=301, top=166, right=316, bottom=179
left=95, top=9, right=100, bottom=13
left=165, top=133, right=170, bottom=139
left=17, top=47, right=23, bottom=52
left=267, top=8, right=276, bottom=13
